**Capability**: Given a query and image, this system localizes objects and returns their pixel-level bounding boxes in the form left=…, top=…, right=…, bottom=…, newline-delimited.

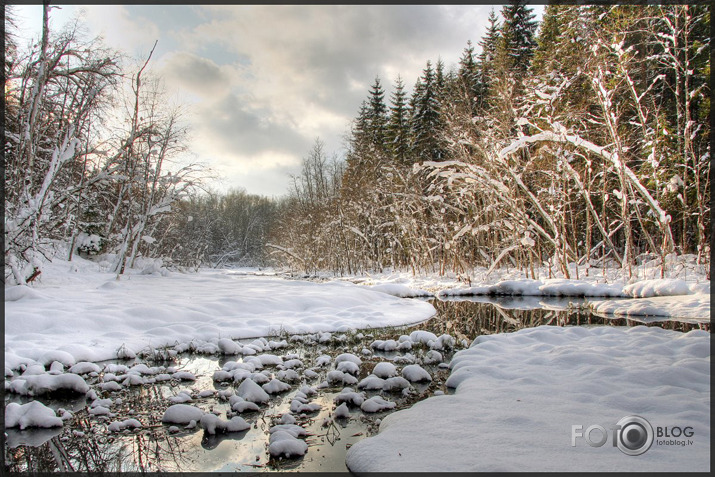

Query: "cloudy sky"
left=12, top=4, right=542, bottom=198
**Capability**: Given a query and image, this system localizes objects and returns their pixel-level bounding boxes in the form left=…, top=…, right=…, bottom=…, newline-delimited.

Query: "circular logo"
left=616, top=415, right=654, bottom=456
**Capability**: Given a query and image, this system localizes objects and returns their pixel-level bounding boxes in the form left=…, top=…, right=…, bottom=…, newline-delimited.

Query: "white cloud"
left=81, top=5, right=160, bottom=57
left=15, top=4, right=526, bottom=198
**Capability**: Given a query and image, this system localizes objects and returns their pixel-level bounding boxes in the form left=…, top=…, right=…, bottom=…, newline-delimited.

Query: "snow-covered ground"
left=346, top=325, right=710, bottom=472
left=4, top=256, right=435, bottom=372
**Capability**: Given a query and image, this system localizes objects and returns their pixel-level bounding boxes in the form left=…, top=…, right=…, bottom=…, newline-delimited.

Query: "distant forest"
left=4, top=3, right=710, bottom=284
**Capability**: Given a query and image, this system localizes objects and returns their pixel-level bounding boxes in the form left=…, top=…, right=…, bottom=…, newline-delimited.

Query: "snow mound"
left=200, top=414, right=250, bottom=434
left=108, top=419, right=142, bottom=432
left=237, top=377, right=270, bottom=403
left=623, top=279, right=691, bottom=298
left=401, top=364, right=431, bottom=383
left=334, top=353, right=362, bottom=366
left=229, top=395, right=261, bottom=413
left=334, top=387, right=365, bottom=407
left=336, top=361, right=360, bottom=375
left=372, top=362, right=398, bottom=378
left=5, top=401, right=63, bottom=429
left=268, top=430, right=308, bottom=458
left=263, top=378, right=292, bottom=394
left=7, top=373, right=89, bottom=396
left=333, top=403, right=350, bottom=419
left=327, top=370, right=358, bottom=386
left=161, top=404, right=205, bottom=424
left=360, top=396, right=396, bottom=413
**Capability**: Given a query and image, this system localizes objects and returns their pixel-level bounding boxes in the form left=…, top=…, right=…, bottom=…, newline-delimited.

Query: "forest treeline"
left=4, top=3, right=710, bottom=284
left=272, top=3, right=710, bottom=280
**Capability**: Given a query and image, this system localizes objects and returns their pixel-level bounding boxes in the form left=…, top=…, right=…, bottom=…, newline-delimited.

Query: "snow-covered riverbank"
left=4, top=256, right=435, bottom=372
left=346, top=325, right=710, bottom=472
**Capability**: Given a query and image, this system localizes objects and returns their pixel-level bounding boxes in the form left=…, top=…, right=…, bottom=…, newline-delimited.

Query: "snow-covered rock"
left=262, top=378, right=292, bottom=394
left=7, top=373, right=89, bottom=396
left=161, top=404, right=205, bottom=424
left=237, top=377, right=270, bottom=404
left=360, top=396, right=396, bottom=413
left=372, top=362, right=398, bottom=378
left=401, top=364, right=431, bottom=382
left=200, top=414, right=250, bottom=434
left=5, top=401, right=63, bottom=429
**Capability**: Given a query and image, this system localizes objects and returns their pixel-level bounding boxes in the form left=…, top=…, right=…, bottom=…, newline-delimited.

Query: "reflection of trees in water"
left=418, top=300, right=708, bottom=343
left=5, top=391, right=192, bottom=472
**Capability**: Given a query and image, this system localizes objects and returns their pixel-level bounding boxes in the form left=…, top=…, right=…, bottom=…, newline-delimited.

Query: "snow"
left=262, top=378, right=292, bottom=394
left=236, top=376, right=270, bottom=404
left=368, top=283, right=433, bottom=298
left=371, top=339, right=398, bottom=351
left=68, top=362, right=102, bottom=375
left=591, top=294, right=710, bottom=321
left=358, top=375, right=386, bottom=390
left=346, top=326, right=710, bottom=472
left=333, top=403, right=351, bottom=419
left=423, top=350, right=442, bottom=364
left=336, top=361, right=360, bottom=375
left=327, top=370, right=358, bottom=386
left=276, top=369, right=300, bottom=382
left=372, top=362, right=398, bottom=379
left=401, top=364, right=432, bottom=383
left=334, top=387, right=366, bottom=407
left=334, top=353, right=362, bottom=366
left=5, top=401, right=63, bottom=429
left=161, top=404, right=205, bottom=424
left=107, top=419, right=142, bottom=432
left=5, top=258, right=436, bottom=371
left=409, top=330, right=438, bottom=345
left=7, top=373, right=89, bottom=396
left=623, top=278, right=691, bottom=297
left=383, top=376, right=411, bottom=392
left=268, top=430, right=308, bottom=458
left=360, top=396, right=396, bottom=413
left=229, top=395, right=261, bottom=413
left=200, top=414, right=250, bottom=434
left=439, top=278, right=626, bottom=298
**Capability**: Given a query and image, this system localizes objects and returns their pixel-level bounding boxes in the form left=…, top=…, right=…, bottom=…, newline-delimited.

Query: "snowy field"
left=346, top=325, right=710, bottom=472
left=4, top=256, right=435, bottom=372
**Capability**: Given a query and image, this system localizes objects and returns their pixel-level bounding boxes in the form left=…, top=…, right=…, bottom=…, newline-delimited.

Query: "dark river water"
left=4, top=296, right=708, bottom=472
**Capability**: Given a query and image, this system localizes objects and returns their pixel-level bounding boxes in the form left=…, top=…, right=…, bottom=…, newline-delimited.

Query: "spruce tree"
left=366, top=76, right=388, bottom=150
left=477, top=9, right=501, bottom=110
left=457, top=40, right=482, bottom=114
left=410, top=60, right=446, bottom=162
left=387, top=75, right=412, bottom=167
left=499, top=0, right=538, bottom=79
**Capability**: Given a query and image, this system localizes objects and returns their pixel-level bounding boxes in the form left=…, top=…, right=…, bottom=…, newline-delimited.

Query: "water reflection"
left=4, top=297, right=708, bottom=473
left=419, top=297, right=708, bottom=344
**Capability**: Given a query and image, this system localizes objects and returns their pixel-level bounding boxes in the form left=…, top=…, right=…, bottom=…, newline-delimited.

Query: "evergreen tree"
left=477, top=9, right=501, bottom=110
left=366, top=76, right=388, bottom=150
left=387, top=75, right=412, bottom=167
left=499, top=0, right=538, bottom=78
left=457, top=40, right=482, bottom=114
left=410, top=60, right=446, bottom=162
